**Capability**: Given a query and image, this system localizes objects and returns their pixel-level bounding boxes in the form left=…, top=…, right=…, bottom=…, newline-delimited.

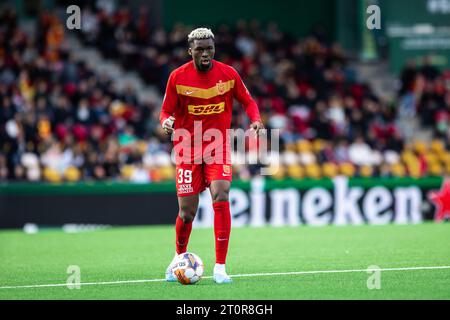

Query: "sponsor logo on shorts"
left=222, top=165, right=232, bottom=177
left=178, top=184, right=194, bottom=194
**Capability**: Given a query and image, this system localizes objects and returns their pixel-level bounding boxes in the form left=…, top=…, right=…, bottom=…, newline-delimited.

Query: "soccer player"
left=160, top=28, right=263, bottom=284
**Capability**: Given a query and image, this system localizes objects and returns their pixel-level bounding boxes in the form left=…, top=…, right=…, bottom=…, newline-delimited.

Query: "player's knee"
left=212, top=191, right=229, bottom=203
left=179, top=207, right=197, bottom=223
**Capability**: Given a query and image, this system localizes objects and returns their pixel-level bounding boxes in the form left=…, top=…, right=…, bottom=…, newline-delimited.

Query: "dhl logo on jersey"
left=188, top=102, right=225, bottom=115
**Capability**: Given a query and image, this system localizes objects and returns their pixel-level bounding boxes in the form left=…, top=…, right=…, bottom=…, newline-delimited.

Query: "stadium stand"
left=1, top=5, right=449, bottom=183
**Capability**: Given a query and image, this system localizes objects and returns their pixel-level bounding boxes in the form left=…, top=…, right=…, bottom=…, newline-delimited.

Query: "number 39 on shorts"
left=177, top=169, right=192, bottom=184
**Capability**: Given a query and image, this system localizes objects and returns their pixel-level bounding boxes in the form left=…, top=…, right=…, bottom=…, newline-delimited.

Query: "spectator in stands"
left=1, top=4, right=449, bottom=183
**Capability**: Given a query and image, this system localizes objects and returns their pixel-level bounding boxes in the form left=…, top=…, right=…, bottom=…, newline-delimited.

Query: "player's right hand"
left=162, top=116, right=175, bottom=135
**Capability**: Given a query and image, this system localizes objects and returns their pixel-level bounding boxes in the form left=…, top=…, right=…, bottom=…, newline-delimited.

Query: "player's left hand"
left=250, top=121, right=265, bottom=136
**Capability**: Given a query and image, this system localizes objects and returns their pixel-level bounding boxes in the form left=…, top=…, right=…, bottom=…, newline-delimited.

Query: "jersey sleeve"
left=159, top=72, right=178, bottom=126
left=232, top=69, right=261, bottom=123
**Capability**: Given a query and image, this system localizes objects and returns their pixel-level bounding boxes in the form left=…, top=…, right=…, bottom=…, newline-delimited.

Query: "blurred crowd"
left=1, top=3, right=450, bottom=183
left=399, top=56, right=450, bottom=140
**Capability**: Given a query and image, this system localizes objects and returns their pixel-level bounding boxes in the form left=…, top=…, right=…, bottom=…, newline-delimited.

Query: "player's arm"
left=160, top=72, right=178, bottom=135
left=233, top=70, right=264, bottom=135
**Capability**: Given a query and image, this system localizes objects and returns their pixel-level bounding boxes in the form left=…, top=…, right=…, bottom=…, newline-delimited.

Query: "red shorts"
left=175, top=163, right=232, bottom=197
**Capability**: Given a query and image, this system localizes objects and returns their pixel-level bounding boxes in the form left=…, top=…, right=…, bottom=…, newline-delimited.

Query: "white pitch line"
left=1, top=265, right=450, bottom=289
left=230, top=265, right=450, bottom=278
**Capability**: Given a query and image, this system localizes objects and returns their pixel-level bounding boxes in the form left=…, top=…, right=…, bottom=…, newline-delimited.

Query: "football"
left=173, top=252, right=204, bottom=285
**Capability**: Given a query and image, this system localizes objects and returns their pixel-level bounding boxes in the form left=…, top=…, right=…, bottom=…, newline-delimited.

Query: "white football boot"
left=165, top=253, right=179, bottom=282
left=213, top=263, right=232, bottom=284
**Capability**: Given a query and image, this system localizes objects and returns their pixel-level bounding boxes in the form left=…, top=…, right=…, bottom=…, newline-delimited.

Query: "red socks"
left=213, top=201, right=231, bottom=264
left=175, top=201, right=231, bottom=264
left=175, top=215, right=192, bottom=254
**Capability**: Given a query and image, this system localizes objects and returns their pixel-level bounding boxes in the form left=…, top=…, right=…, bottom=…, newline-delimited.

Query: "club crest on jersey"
left=216, top=80, right=226, bottom=95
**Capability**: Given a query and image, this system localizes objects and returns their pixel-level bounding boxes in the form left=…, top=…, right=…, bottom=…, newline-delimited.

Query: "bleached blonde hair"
left=188, top=28, right=215, bottom=45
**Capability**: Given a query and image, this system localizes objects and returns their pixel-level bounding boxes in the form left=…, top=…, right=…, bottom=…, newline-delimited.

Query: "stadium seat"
left=406, top=162, right=422, bottom=178
left=160, top=166, right=175, bottom=180
left=150, top=169, right=163, bottom=182
left=391, top=163, right=406, bottom=177
left=401, top=151, right=417, bottom=164
left=287, top=165, right=304, bottom=179
left=270, top=165, right=286, bottom=180
left=312, top=139, right=326, bottom=153
left=43, top=167, right=62, bottom=183
left=322, top=162, right=338, bottom=178
left=428, top=163, right=443, bottom=176
left=305, top=164, right=321, bottom=179
left=439, top=152, right=450, bottom=164
left=446, top=163, right=450, bottom=175
left=359, top=165, right=373, bottom=177
left=430, top=140, right=445, bottom=154
left=284, top=142, right=297, bottom=152
left=424, top=153, right=439, bottom=165
left=64, top=167, right=81, bottom=182
left=121, top=165, right=135, bottom=181
left=297, top=140, right=312, bottom=153
left=413, top=141, right=427, bottom=155
left=339, top=163, right=356, bottom=177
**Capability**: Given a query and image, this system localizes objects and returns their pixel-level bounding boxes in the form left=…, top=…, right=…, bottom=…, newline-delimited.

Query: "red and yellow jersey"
left=160, top=60, right=261, bottom=164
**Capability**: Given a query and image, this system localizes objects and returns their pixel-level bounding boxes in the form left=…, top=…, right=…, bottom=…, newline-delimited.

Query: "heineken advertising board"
left=1, top=177, right=443, bottom=228
left=194, top=176, right=441, bottom=227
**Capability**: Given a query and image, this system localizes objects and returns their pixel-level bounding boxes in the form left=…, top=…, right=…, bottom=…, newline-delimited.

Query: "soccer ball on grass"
left=173, top=252, right=204, bottom=285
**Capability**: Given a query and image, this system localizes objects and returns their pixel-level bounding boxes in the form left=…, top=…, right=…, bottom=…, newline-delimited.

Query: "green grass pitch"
left=0, top=223, right=449, bottom=299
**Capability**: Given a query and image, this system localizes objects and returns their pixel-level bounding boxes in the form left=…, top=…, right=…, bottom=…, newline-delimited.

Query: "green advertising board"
left=0, top=177, right=444, bottom=228
left=162, top=0, right=336, bottom=38
left=381, top=0, right=450, bottom=73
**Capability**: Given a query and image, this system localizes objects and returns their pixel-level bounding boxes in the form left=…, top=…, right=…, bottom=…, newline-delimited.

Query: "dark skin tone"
left=189, top=38, right=215, bottom=72
left=164, top=37, right=264, bottom=223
